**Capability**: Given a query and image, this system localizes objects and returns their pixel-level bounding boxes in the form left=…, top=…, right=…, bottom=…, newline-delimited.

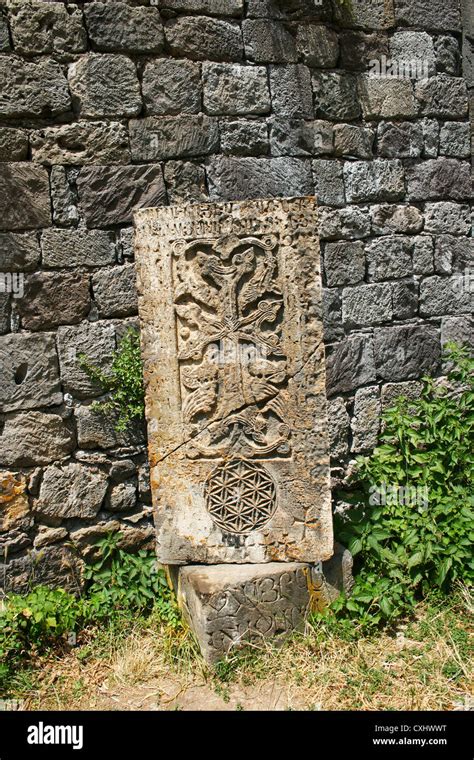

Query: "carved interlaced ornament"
left=204, top=459, right=277, bottom=534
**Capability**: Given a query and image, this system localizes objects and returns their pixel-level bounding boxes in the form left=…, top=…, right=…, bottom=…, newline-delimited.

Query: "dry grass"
left=8, top=588, right=473, bottom=712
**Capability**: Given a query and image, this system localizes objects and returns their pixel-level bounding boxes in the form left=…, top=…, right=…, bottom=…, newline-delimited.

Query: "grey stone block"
left=326, top=334, right=376, bottom=396
left=18, top=271, right=90, bottom=331
left=391, top=280, right=418, bottom=319
left=57, top=321, right=116, bottom=400
left=9, top=0, right=86, bottom=56
left=77, top=164, right=167, bottom=228
left=0, top=545, right=84, bottom=595
left=0, top=333, right=62, bottom=413
left=413, top=235, right=434, bottom=274
left=406, top=158, right=472, bottom=202
left=334, top=124, right=374, bottom=159
left=84, top=3, right=164, bottom=53
left=164, top=16, right=243, bottom=61
left=389, top=31, right=436, bottom=76
left=415, top=75, right=468, bottom=118
left=220, top=120, right=269, bottom=156
left=0, top=411, right=75, bottom=467
left=381, top=380, right=423, bottom=411
left=319, top=206, right=372, bottom=240
left=270, top=119, right=333, bottom=157
left=0, top=56, right=70, bottom=119
left=68, top=54, right=142, bottom=119
left=0, top=128, right=28, bottom=162
left=0, top=9, right=10, bottom=51
left=424, top=202, right=471, bottom=235
left=41, top=228, right=115, bottom=269
left=242, top=18, right=297, bottom=62
left=30, top=122, right=130, bottom=166
left=106, top=479, right=138, bottom=513
left=207, top=156, right=312, bottom=200
left=50, top=166, right=79, bottom=229
left=328, top=397, right=349, bottom=461
left=435, top=35, right=460, bottom=76
left=35, top=462, right=108, bottom=521
left=0, top=231, right=40, bottom=270
left=374, top=324, right=440, bottom=381
left=296, top=24, right=339, bottom=67
left=358, top=75, right=416, bottom=119
left=322, top=288, right=343, bottom=343
left=377, top=121, right=424, bottom=158
left=130, top=115, right=219, bottom=161
left=92, top=264, right=138, bottom=319
left=164, top=160, right=208, bottom=203
left=269, top=64, right=313, bottom=118
left=339, top=30, right=390, bottom=72
left=203, top=63, right=270, bottom=116
left=324, top=241, right=365, bottom=286
left=420, top=276, right=474, bottom=316
left=335, top=0, right=395, bottom=30
left=351, top=386, right=381, bottom=453
left=75, top=404, right=145, bottom=450
left=441, top=316, right=474, bottom=350
left=394, top=0, right=461, bottom=32
left=313, top=72, right=361, bottom=120
left=370, top=204, right=423, bottom=235
left=366, top=235, right=413, bottom=280
left=142, top=59, right=201, bottom=116
left=313, top=159, right=345, bottom=206
left=342, top=283, right=392, bottom=327
left=0, top=164, right=51, bottom=231
left=439, top=122, right=471, bottom=158
left=158, top=0, right=243, bottom=15
left=344, top=160, right=405, bottom=203
left=434, top=235, right=473, bottom=274
left=172, top=552, right=352, bottom=663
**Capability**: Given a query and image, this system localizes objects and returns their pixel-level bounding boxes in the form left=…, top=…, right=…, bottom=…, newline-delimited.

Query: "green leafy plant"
left=331, top=343, right=474, bottom=628
left=79, top=328, right=145, bottom=432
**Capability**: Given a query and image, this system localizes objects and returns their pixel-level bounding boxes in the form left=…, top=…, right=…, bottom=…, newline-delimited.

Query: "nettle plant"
left=79, top=328, right=145, bottom=432
left=332, top=343, right=474, bottom=627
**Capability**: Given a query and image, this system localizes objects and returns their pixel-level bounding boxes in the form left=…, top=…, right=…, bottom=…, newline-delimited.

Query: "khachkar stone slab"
left=169, top=546, right=353, bottom=663
left=134, top=197, right=332, bottom=564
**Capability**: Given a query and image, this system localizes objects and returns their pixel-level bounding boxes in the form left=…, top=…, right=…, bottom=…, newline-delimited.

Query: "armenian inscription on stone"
left=134, top=197, right=332, bottom=564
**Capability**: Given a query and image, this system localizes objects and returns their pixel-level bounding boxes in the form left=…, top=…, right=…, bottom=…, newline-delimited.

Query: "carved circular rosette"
left=204, top=459, right=277, bottom=535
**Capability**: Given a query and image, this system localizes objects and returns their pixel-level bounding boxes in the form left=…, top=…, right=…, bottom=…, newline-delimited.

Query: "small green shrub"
left=79, top=328, right=145, bottom=432
left=332, top=343, right=474, bottom=628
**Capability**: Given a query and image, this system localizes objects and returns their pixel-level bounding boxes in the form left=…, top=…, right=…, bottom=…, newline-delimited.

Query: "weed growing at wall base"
left=329, top=344, right=474, bottom=628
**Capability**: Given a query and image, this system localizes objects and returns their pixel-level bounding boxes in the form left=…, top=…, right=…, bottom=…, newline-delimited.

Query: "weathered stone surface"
left=415, top=75, right=468, bottom=118
left=342, top=283, right=392, bottom=327
left=0, top=231, right=40, bottom=270
left=142, top=59, right=201, bottom=116
left=207, top=156, right=312, bottom=200
left=135, top=198, right=332, bottom=564
left=0, top=128, right=28, bottom=161
left=57, top=321, right=116, bottom=399
left=424, top=202, right=471, bottom=235
left=9, top=0, right=86, bottom=56
left=366, top=236, right=413, bottom=280
left=391, top=280, right=418, bottom=320
left=175, top=552, right=353, bottom=662
left=269, top=64, right=313, bottom=118
left=333, top=124, right=374, bottom=159
left=165, top=16, right=243, bottom=61
left=322, top=288, right=343, bottom=343
left=36, top=462, right=107, bottom=521
left=0, top=412, right=74, bottom=467
left=312, top=159, right=345, bottom=206
left=335, top=0, right=395, bottom=30
left=159, top=0, right=243, bottom=15
left=41, top=228, right=115, bottom=269
left=394, top=0, right=461, bottom=32
left=390, top=31, right=436, bottom=76
left=34, top=526, right=68, bottom=549
left=50, top=166, right=79, bottom=228
left=0, top=164, right=51, bottom=231
left=30, top=122, right=130, bottom=165
left=358, top=75, right=416, bottom=119
left=377, top=121, right=423, bottom=158
left=0, top=56, right=70, bottom=119
left=407, top=158, right=472, bottom=201
left=19, top=271, right=90, bottom=331
left=221, top=120, right=269, bottom=156
left=270, top=119, right=333, bottom=157
left=370, top=204, right=423, bottom=235
left=68, top=54, right=142, bottom=119
left=319, top=206, right=372, bottom=240
left=106, top=479, right=137, bottom=513
left=381, top=380, right=423, bottom=411
left=344, top=160, right=405, bottom=203
left=324, top=241, right=365, bottom=287
left=0, top=332, right=62, bottom=413
left=0, top=472, right=30, bottom=534
left=434, top=235, right=473, bottom=274
left=130, top=115, right=219, bottom=161
left=420, top=276, right=474, bottom=316
left=245, top=0, right=332, bottom=20
left=0, top=545, right=84, bottom=594
left=326, top=334, right=376, bottom=396
left=441, top=316, right=474, bottom=350
left=92, top=264, right=138, bottom=319
left=413, top=235, right=434, bottom=274
left=374, top=324, right=440, bottom=381
left=0, top=294, right=9, bottom=334
left=328, top=397, right=349, bottom=461
left=296, top=23, right=339, bottom=67
left=203, top=63, right=270, bottom=115
left=84, top=3, right=164, bottom=53
left=164, top=160, right=208, bottom=203
left=351, top=386, right=381, bottom=453
left=0, top=9, right=10, bottom=51
left=77, top=164, right=167, bottom=228
left=243, top=19, right=297, bottom=62
left=313, top=72, right=361, bottom=120
left=75, top=405, right=145, bottom=450
left=435, top=35, right=460, bottom=76
left=421, top=117, right=440, bottom=157
left=439, top=122, right=471, bottom=158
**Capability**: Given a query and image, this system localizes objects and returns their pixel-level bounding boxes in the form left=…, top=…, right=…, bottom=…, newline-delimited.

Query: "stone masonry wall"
left=0, top=0, right=472, bottom=592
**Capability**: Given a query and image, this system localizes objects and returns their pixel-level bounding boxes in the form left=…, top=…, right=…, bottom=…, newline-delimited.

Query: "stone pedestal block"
left=169, top=544, right=353, bottom=663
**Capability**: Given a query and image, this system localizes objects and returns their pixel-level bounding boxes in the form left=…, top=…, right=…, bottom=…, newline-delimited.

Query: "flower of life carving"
left=204, top=459, right=277, bottom=534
